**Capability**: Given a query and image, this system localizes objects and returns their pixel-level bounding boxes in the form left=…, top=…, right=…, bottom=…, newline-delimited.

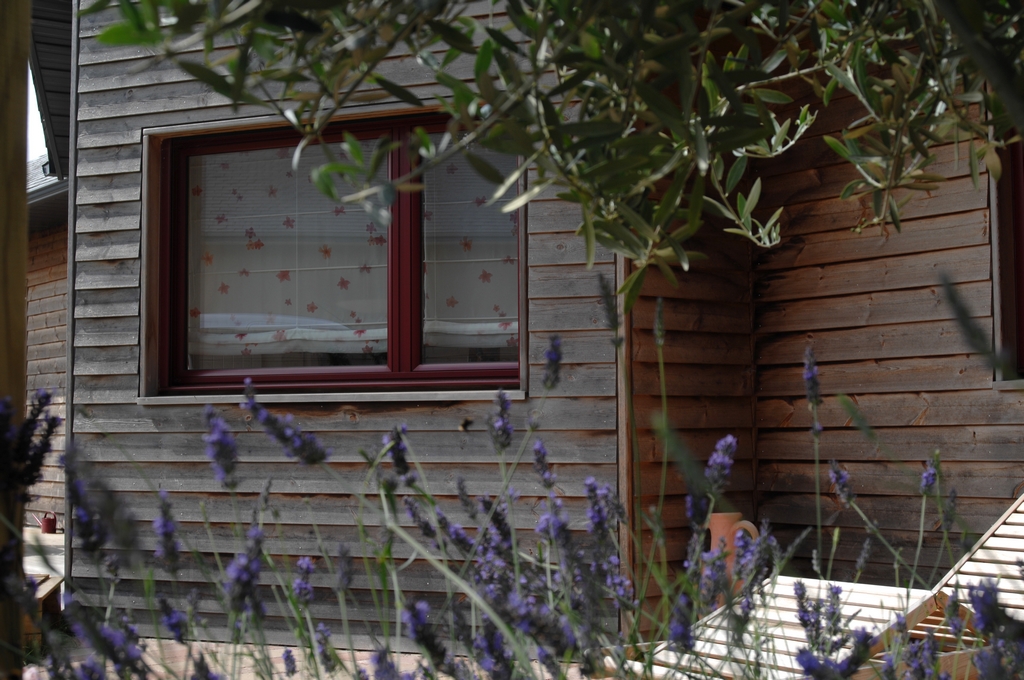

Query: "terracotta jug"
left=708, top=512, right=758, bottom=575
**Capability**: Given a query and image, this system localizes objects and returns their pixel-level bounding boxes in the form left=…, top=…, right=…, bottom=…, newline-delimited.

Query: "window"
left=156, top=118, right=522, bottom=393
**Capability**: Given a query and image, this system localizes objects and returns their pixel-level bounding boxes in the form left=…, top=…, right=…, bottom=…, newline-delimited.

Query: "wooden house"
left=24, top=0, right=73, bottom=530
left=62, top=0, right=1021, bottom=643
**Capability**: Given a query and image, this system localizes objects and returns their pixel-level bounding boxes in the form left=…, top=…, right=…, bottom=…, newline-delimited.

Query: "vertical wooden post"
left=0, top=0, right=31, bottom=675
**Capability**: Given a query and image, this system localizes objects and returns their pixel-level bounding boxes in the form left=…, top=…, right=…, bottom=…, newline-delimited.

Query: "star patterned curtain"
left=186, top=138, right=520, bottom=370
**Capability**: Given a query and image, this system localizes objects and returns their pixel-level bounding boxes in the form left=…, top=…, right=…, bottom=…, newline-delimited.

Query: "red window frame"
left=157, top=117, right=521, bottom=394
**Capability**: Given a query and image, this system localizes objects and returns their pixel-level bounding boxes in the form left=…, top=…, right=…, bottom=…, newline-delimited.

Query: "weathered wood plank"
left=74, top=315, right=140, bottom=347
left=27, top=357, right=65, bottom=377
left=633, top=362, right=754, bottom=397
left=76, top=171, right=141, bottom=204
left=529, top=263, right=613, bottom=298
left=27, top=326, right=66, bottom=347
left=74, top=345, right=140, bottom=376
left=756, top=317, right=988, bottom=365
left=85, top=460, right=618, bottom=497
left=636, top=428, right=754, bottom=463
left=758, top=354, right=993, bottom=396
left=633, top=395, right=753, bottom=430
left=528, top=200, right=581, bottom=233
left=529, top=297, right=607, bottom=332
left=26, top=265, right=66, bottom=290
left=26, top=294, right=66, bottom=317
left=528, top=330, right=616, bottom=363
left=633, top=296, right=750, bottom=334
left=76, top=143, right=143, bottom=176
left=757, top=460, right=1024, bottom=499
left=758, top=209, right=990, bottom=271
left=755, top=280, right=991, bottom=333
left=633, top=329, right=751, bottom=365
left=758, top=425, right=1024, bottom=462
left=639, top=267, right=750, bottom=304
left=756, top=243, right=991, bottom=303
left=27, top=341, right=65, bottom=362
left=75, top=428, right=616, bottom=465
left=757, top=389, right=1024, bottom=428
left=73, top=397, right=618, bottom=434
left=76, top=202, right=141, bottom=233
left=77, top=128, right=142, bottom=150
left=26, top=372, right=66, bottom=392
left=26, top=309, right=66, bottom=331
left=27, top=278, right=67, bottom=302
left=74, top=258, right=140, bottom=289
left=527, top=361, right=616, bottom=396
left=761, top=142, right=979, bottom=208
left=75, top=229, right=141, bottom=261
left=757, top=492, right=1008, bottom=534
left=528, top=232, right=614, bottom=266
left=780, top=173, right=989, bottom=237
left=73, top=287, right=140, bottom=318
left=638, top=460, right=755, bottom=496
left=74, top=375, right=139, bottom=404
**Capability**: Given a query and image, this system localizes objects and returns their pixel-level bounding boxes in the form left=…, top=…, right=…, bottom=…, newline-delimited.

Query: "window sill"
left=993, top=380, right=1024, bottom=391
left=137, top=390, right=527, bottom=406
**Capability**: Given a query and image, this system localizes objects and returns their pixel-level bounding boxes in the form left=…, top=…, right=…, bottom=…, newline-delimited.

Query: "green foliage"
left=83, top=0, right=1024, bottom=307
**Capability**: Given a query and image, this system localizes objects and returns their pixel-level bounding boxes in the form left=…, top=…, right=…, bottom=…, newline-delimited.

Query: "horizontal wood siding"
left=71, top=8, right=617, bottom=642
left=752, top=89, right=1000, bottom=583
left=26, top=225, right=68, bottom=522
left=629, top=227, right=756, bottom=581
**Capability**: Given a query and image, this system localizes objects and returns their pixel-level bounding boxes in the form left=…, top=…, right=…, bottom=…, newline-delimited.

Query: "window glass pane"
left=421, top=142, right=520, bottom=364
left=186, top=141, right=388, bottom=370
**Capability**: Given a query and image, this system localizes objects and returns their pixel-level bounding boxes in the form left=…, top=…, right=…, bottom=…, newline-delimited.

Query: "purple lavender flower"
left=828, top=460, right=854, bottom=507
left=533, top=439, right=557, bottom=489
left=902, top=630, right=940, bottom=679
left=316, top=622, right=336, bottom=672
left=292, top=556, right=315, bottom=604
left=487, top=390, right=514, bottom=451
left=403, top=600, right=450, bottom=670
left=685, top=494, right=710, bottom=529
left=536, top=494, right=571, bottom=548
left=223, top=524, right=264, bottom=618
left=371, top=648, right=407, bottom=680
left=945, top=589, right=965, bottom=638
left=159, top=597, right=187, bottom=644
left=920, top=458, right=938, bottom=495
left=63, top=454, right=108, bottom=558
left=282, top=649, right=297, bottom=677
left=854, top=538, right=872, bottom=576
left=668, top=594, right=694, bottom=651
left=542, top=335, right=562, bottom=390
left=436, top=508, right=473, bottom=553
left=405, top=497, right=437, bottom=543
left=383, top=424, right=410, bottom=472
left=803, top=347, right=821, bottom=407
left=203, top=405, right=238, bottom=488
left=705, top=435, right=737, bottom=494
left=969, top=580, right=1001, bottom=636
left=473, top=626, right=512, bottom=677
left=1, top=391, right=60, bottom=499
left=242, top=379, right=331, bottom=465
left=153, top=489, right=180, bottom=572
left=796, top=628, right=873, bottom=679
left=74, top=655, right=107, bottom=680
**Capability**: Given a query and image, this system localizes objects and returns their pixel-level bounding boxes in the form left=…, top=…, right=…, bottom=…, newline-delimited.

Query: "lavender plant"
left=6, top=312, right=1024, bottom=680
